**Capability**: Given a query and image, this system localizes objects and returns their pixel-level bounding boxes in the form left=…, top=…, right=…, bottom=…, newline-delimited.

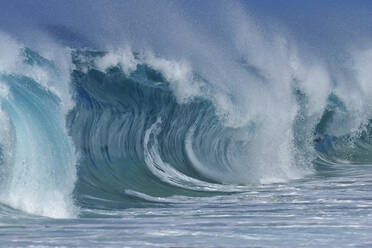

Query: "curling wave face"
left=1, top=11, right=372, bottom=217
left=69, top=46, right=372, bottom=211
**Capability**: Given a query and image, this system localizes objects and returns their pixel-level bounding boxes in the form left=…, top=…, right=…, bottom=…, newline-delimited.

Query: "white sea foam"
left=96, top=46, right=138, bottom=76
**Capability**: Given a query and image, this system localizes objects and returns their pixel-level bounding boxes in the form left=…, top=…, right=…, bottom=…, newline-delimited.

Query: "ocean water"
left=0, top=1, right=372, bottom=247
left=1, top=165, right=372, bottom=247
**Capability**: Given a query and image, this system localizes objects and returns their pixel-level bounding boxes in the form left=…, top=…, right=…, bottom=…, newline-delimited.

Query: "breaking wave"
left=1, top=1, right=372, bottom=217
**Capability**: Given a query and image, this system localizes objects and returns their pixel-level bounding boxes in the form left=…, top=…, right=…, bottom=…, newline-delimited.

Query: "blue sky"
left=0, top=0, right=372, bottom=57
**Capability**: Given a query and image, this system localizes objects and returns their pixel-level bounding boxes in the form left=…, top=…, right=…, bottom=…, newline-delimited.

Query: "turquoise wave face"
left=0, top=49, right=77, bottom=218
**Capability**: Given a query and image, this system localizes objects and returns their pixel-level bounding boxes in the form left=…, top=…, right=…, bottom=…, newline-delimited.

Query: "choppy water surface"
left=1, top=164, right=372, bottom=248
